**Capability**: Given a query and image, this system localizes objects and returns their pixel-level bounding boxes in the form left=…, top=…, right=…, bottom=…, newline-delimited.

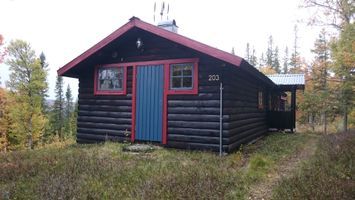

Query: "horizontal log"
left=77, top=127, right=131, bottom=136
left=168, top=127, right=228, bottom=137
left=168, top=120, right=226, bottom=129
left=77, top=121, right=131, bottom=130
left=79, top=105, right=131, bottom=112
left=78, top=99, right=132, bottom=106
left=227, top=117, right=265, bottom=129
left=78, top=110, right=131, bottom=118
left=229, top=125, right=267, bottom=144
left=168, top=100, right=220, bottom=107
left=228, top=129, right=267, bottom=151
left=167, top=141, right=228, bottom=152
left=229, top=121, right=266, bottom=136
left=168, top=114, right=225, bottom=122
left=168, top=134, right=228, bottom=144
left=168, top=107, right=220, bottom=114
left=168, top=93, right=220, bottom=100
left=228, top=113, right=266, bottom=121
left=82, top=116, right=131, bottom=125
left=224, top=107, right=264, bottom=114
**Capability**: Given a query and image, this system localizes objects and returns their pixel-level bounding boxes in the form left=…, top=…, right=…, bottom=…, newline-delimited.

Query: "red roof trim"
left=57, top=18, right=243, bottom=76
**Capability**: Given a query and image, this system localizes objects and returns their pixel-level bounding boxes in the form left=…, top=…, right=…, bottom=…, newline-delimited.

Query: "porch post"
left=291, top=87, right=296, bottom=133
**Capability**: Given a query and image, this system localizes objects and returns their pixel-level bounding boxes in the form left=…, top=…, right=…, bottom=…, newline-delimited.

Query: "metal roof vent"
left=157, top=19, right=178, bottom=33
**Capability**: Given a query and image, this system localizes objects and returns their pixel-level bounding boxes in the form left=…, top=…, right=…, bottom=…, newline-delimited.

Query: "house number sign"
left=208, top=74, right=220, bottom=81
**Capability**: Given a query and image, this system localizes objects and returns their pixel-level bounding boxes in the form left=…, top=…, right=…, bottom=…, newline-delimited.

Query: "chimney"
left=157, top=19, right=178, bottom=33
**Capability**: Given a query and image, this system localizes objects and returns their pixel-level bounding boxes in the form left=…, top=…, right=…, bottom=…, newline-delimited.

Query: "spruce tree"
left=6, top=40, right=48, bottom=149
left=54, top=75, right=64, bottom=140
left=259, top=53, right=266, bottom=68
left=311, top=29, right=332, bottom=133
left=39, top=52, right=49, bottom=112
left=283, top=46, right=289, bottom=74
left=64, top=84, right=73, bottom=138
left=249, top=47, right=258, bottom=66
left=331, top=23, right=355, bottom=131
left=273, top=46, right=281, bottom=73
left=290, top=25, right=300, bottom=70
left=266, top=35, right=274, bottom=67
left=245, top=43, right=250, bottom=61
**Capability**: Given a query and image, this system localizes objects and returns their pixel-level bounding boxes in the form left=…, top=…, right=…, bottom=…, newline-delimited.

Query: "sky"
left=0, top=0, right=320, bottom=99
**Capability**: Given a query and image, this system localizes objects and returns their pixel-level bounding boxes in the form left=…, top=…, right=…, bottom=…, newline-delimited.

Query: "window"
left=258, top=91, right=263, bottom=109
left=94, top=65, right=126, bottom=95
left=170, top=63, right=193, bottom=89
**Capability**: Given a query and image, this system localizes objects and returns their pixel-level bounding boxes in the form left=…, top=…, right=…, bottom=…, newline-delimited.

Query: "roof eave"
left=57, top=17, right=243, bottom=77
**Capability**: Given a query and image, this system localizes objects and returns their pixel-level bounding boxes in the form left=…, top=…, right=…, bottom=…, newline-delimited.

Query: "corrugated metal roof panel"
left=267, top=74, right=305, bottom=85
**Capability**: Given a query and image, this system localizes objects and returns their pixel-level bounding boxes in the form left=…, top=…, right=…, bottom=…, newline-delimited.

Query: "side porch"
left=267, top=74, right=305, bottom=132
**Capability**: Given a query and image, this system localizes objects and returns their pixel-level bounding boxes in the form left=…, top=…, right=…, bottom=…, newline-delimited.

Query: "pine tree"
left=311, top=29, right=329, bottom=91
left=39, top=52, right=49, bottom=112
left=6, top=40, right=48, bottom=149
left=283, top=46, right=289, bottom=74
left=331, top=23, right=355, bottom=131
left=266, top=35, right=274, bottom=67
left=259, top=53, right=266, bottom=68
left=290, top=25, right=301, bottom=71
left=245, top=43, right=250, bottom=61
left=273, top=46, right=281, bottom=73
left=249, top=47, right=258, bottom=66
left=311, top=29, right=332, bottom=133
left=64, top=84, right=73, bottom=138
left=54, top=75, right=65, bottom=140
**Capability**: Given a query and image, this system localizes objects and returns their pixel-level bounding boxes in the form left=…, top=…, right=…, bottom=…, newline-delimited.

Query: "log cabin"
left=58, top=17, right=304, bottom=153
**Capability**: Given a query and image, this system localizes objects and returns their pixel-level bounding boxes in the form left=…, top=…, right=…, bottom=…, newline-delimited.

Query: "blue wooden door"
left=136, top=65, right=164, bottom=142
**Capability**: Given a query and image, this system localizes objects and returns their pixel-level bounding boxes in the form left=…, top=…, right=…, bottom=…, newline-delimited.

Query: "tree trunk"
left=343, top=104, right=348, bottom=132
left=323, top=111, right=327, bottom=134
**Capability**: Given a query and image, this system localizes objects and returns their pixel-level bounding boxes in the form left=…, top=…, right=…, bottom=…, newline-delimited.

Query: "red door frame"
left=104, top=58, right=199, bottom=145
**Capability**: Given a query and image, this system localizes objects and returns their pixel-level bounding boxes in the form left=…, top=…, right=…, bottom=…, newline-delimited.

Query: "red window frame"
left=94, top=65, right=127, bottom=95
left=167, top=58, right=198, bottom=95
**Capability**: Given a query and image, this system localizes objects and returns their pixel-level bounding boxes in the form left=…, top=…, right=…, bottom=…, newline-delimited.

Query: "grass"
left=272, top=131, right=355, bottom=200
left=0, top=133, right=313, bottom=199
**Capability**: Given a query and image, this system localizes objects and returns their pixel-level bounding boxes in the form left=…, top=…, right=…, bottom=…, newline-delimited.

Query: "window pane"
left=182, top=65, right=192, bottom=76
left=172, top=77, right=182, bottom=88
left=98, top=67, right=123, bottom=91
left=172, top=66, right=182, bottom=76
left=183, top=77, right=192, bottom=88
left=170, top=63, right=194, bottom=90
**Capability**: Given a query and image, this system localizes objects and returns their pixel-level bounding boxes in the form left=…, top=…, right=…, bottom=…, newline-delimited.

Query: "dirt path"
left=247, top=136, right=319, bottom=200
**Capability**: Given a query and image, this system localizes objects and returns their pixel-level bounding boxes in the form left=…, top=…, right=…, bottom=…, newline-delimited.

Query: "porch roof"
left=267, top=74, right=305, bottom=90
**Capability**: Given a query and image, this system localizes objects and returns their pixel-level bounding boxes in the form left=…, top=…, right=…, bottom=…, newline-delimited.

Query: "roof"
left=267, top=74, right=305, bottom=90
left=57, top=17, right=243, bottom=76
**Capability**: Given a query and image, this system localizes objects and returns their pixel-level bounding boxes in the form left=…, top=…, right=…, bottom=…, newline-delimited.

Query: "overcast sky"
left=0, top=0, right=320, bottom=99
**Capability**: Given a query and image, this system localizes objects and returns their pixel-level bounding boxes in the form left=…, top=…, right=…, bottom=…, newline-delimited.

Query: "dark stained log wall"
left=76, top=67, right=133, bottom=143
left=167, top=58, right=229, bottom=152
left=223, top=64, right=270, bottom=152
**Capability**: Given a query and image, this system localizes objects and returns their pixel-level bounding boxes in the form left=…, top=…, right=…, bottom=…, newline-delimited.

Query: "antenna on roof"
left=160, top=1, right=165, bottom=20
left=153, top=2, right=156, bottom=22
